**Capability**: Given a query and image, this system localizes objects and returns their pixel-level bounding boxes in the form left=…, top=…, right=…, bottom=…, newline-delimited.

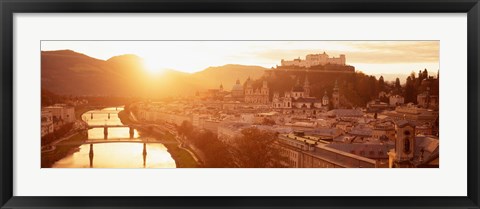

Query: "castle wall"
left=281, top=53, right=346, bottom=67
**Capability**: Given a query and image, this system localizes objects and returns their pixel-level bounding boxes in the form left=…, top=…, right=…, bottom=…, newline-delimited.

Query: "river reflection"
left=52, top=106, right=176, bottom=168
left=53, top=143, right=176, bottom=168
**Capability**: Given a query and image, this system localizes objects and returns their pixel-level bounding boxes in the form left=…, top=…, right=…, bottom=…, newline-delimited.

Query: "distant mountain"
left=192, top=64, right=267, bottom=89
left=41, top=50, right=266, bottom=98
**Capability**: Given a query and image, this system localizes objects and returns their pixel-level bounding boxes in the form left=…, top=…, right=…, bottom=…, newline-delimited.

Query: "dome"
left=323, top=95, right=329, bottom=100
left=232, top=79, right=244, bottom=91
left=232, top=83, right=244, bottom=91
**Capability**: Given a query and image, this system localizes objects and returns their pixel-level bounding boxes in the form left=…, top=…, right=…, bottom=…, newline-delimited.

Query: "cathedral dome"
left=232, top=79, right=244, bottom=91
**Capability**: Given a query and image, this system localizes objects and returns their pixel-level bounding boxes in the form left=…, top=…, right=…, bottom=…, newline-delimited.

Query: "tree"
left=232, top=128, right=287, bottom=168
left=422, top=68, right=428, bottom=79
left=404, top=76, right=416, bottom=103
left=395, top=77, right=401, bottom=92
left=262, top=118, right=276, bottom=125
left=177, top=120, right=194, bottom=137
left=378, top=76, right=385, bottom=92
left=200, top=132, right=235, bottom=168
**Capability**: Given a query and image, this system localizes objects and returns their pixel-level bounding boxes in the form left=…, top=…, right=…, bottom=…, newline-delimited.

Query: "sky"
left=41, top=41, right=439, bottom=79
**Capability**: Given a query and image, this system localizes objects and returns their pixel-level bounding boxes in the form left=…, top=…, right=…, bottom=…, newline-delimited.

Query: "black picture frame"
left=1, top=0, right=479, bottom=208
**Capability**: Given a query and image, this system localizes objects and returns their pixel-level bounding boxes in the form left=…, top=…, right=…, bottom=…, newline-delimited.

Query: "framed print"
left=1, top=0, right=479, bottom=208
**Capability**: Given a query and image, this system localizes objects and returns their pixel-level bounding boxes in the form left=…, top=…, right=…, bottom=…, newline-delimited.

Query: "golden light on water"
left=52, top=143, right=176, bottom=168
left=52, top=107, right=176, bottom=168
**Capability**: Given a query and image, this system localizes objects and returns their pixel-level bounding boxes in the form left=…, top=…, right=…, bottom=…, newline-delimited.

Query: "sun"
left=142, top=58, right=167, bottom=74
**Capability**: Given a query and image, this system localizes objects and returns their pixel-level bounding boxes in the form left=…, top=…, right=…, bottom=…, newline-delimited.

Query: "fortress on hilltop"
left=280, top=52, right=346, bottom=68
left=266, top=51, right=355, bottom=75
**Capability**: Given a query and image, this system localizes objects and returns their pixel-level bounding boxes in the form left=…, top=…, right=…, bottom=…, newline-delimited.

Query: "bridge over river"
left=51, top=106, right=177, bottom=168
left=57, top=137, right=175, bottom=168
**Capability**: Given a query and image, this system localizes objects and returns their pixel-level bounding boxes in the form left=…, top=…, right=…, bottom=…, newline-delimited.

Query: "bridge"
left=56, top=136, right=173, bottom=168
left=86, top=111, right=119, bottom=120
left=88, top=124, right=129, bottom=128
left=87, top=124, right=138, bottom=139
left=85, top=140, right=150, bottom=168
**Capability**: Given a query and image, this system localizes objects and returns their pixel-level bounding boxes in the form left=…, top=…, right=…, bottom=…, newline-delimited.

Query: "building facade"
left=42, top=104, right=75, bottom=123
left=272, top=78, right=322, bottom=110
left=244, top=79, right=270, bottom=104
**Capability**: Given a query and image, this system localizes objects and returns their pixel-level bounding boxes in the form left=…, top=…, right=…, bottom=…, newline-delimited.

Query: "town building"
left=327, top=109, right=364, bottom=118
left=278, top=133, right=377, bottom=168
left=389, top=95, right=405, bottom=107
left=272, top=77, right=322, bottom=111
left=42, top=104, right=75, bottom=124
left=231, top=79, right=245, bottom=101
left=244, top=79, right=269, bottom=104
left=387, top=120, right=439, bottom=168
left=367, top=100, right=390, bottom=112
left=41, top=110, right=54, bottom=137
left=417, top=87, right=439, bottom=110
left=384, top=103, right=438, bottom=124
left=372, top=121, right=396, bottom=141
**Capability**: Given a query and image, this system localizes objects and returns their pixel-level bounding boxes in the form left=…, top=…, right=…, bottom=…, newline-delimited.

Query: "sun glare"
left=143, top=59, right=165, bottom=74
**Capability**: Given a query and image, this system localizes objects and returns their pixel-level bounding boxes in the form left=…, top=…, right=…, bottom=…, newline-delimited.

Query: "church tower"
left=245, top=77, right=253, bottom=95
left=292, top=79, right=305, bottom=100
left=394, top=120, right=416, bottom=162
left=322, top=90, right=329, bottom=106
left=261, top=80, right=269, bottom=104
left=332, top=80, right=340, bottom=109
left=261, top=80, right=269, bottom=95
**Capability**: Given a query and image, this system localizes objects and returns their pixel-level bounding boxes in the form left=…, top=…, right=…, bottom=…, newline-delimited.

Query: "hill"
left=41, top=50, right=266, bottom=98
left=256, top=70, right=385, bottom=107
left=191, top=64, right=267, bottom=89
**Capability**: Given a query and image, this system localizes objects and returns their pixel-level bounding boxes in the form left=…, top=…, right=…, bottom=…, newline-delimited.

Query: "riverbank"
left=117, top=110, right=200, bottom=168
left=161, top=132, right=200, bottom=168
left=75, top=105, right=106, bottom=120
left=41, top=105, right=94, bottom=167
left=41, top=132, right=87, bottom=168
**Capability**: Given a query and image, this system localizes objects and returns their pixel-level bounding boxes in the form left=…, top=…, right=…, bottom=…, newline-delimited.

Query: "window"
left=404, top=137, right=411, bottom=154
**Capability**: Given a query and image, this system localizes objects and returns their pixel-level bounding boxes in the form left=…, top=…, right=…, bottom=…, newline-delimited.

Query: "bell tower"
left=322, top=90, right=329, bottom=106
left=394, top=120, right=416, bottom=162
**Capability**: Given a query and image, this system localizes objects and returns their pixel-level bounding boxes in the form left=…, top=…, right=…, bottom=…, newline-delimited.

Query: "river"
left=52, top=107, right=176, bottom=168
